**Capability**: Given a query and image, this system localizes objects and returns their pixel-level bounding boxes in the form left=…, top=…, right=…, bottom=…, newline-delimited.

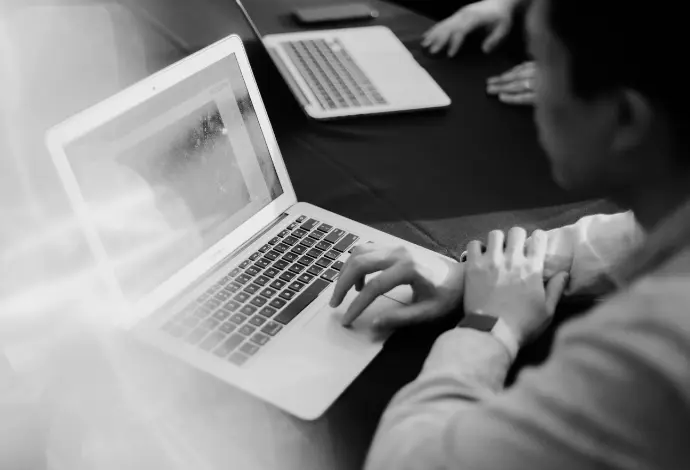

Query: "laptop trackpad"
left=304, top=291, right=398, bottom=350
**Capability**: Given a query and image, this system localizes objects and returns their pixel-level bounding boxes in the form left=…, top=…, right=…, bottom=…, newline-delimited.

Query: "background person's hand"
left=486, top=61, right=535, bottom=105
left=330, top=244, right=464, bottom=330
left=463, top=227, right=569, bottom=345
left=422, top=0, right=517, bottom=57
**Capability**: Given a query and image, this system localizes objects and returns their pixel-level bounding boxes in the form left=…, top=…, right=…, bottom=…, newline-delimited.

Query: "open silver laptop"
left=46, top=35, right=454, bottom=420
left=235, top=0, right=451, bottom=120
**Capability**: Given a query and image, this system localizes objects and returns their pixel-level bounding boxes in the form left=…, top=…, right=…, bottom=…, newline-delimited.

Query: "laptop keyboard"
left=161, top=215, right=360, bottom=366
left=280, top=38, right=387, bottom=110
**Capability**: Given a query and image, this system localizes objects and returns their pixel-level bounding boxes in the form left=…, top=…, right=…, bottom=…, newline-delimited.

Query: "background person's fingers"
left=525, top=229, right=548, bottom=260
left=545, top=271, right=569, bottom=314
left=487, top=79, right=530, bottom=95
left=341, top=264, right=413, bottom=325
left=487, top=63, right=534, bottom=87
left=447, top=30, right=466, bottom=57
left=330, top=251, right=393, bottom=307
left=429, top=30, right=451, bottom=54
left=505, top=227, right=527, bottom=257
left=486, top=230, right=505, bottom=259
left=487, top=63, right=526, bottom=84
left=498, top=92, right=534, bottom=105
left=482, top=20, right=511, bottom=53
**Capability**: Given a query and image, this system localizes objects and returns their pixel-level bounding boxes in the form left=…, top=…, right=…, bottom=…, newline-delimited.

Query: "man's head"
left=528, top=0, right=688, bottom=197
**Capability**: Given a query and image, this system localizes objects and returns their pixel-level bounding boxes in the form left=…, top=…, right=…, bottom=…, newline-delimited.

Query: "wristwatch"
left=456, top=313, right=519, bottom=361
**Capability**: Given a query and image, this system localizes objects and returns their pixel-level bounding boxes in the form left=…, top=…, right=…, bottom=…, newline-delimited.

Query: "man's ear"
left=612, top=89, right=653, bottom=155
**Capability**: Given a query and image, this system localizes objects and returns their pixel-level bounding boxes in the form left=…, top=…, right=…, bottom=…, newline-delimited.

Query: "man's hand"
left=463, top=228, right=569, bottom=345
left=422, top=0, right=520, bottom=57
left=487, top=61, right=536, bottom=105
left=330, top=244, right=464, bottom=330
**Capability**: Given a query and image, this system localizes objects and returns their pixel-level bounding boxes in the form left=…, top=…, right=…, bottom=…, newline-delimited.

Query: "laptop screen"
left=64, top=52, right=283, bottom=301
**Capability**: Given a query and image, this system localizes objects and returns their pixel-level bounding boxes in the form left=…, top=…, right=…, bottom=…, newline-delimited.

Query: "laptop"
left=235, top=0, right=451, bottom=120
left=46, top=35, right=455, bottom=420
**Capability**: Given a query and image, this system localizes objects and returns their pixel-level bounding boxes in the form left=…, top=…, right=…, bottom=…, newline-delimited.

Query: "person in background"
left=422, top=0, right=534, bottom=105
left=333, top=0, right=690, bottom=468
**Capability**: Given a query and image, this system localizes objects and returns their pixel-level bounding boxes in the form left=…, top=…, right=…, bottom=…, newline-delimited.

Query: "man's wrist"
left=456, top=313, right=520, bottom=361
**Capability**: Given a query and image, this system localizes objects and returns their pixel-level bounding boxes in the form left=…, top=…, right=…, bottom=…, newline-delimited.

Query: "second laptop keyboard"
left=280, top=38, right=387, bottom=110
left=162, top=215, right=360, bottom=367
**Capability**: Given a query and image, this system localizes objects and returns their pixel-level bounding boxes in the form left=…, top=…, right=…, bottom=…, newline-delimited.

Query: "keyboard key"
left=240, top=342, right=260, bottom=356
left=224, top=282, right=242, bottom=294
left=229, top=268, right=241, bottom=277
left=265, top=251, right=280, bottom=261
left=297, top=273, right=315, bottom=283
left=259, top=306, right=278, bottom=318
left=321, top=269, right=339, bottom=282
left=278, top=229, right=290, bottom=237
left=279, top=271, right=296, bottom=282
left=234, top=292, right=250, bottom=303
left=288, top=263, right=306, bottom=274
left=200, top=331, right=227, bottom=351
left=202, top=317, right=219, bottom=329
left=300, top=238, right=316, bottom=248
left=324, top=249, right=341, bottom=260
left=332, top=260, right=345, bottom=271
left=282, top=252, right=298, bottom=262
left=258, top=244, right=271, bottom=253
left=244, top=283, right=260, bottom=295
left=300, top=218, right=319, bottom=231
left=249, top=315, right=267, bottom=327
left=246, top=266, right=260, bottom=276
left=228, top=352, right=249, bottom=366
left=254, top=275, right=270, bottom=286
left=222, top=300, right=241, bottom=313
left=324, top=229, right=346, bottom=244
left=163, top=322, right=187, bottom=338
left=316, top=241, right=334, bottom=252
left=249, top=252, right=261, bottom=261
left=213, top=309, right=231, bottom=321
left=239, top=260, right=251, bottom=269
left=291, top=245, right=307, bottom=255
left=236, top=274, right=252, bottom=285
left=274, top=279, right=330, bottom=325
left=261, top=322, right=282, bottom=336
left=296, top=215, right=307, bottom=223
left=240, top=305, right=257, bottom=316
left=214, top=333, right=244, bottom=357
left=288, top=281, right=306, bottom=292
left=293, top=229, right=308, bottom=238
left=205, top=298, right=222, bottom=309
left=307, top=265, right=324, bottom=276
left=288, top=222, right=299, bottom=230
left=255, top=258, right=271, bottom=269
left=270, top=298, right=287, bottom=309
left=251, top=333, right=270, bottom=346
left=274, top=260, right=289, bottom=270
left=186, top=327, right=210, bottom=345
left=270, top=279, right=287, bottom=290
left=219, top=322, right=237, bottom=334
left=260, top=287, right=277, bottom=298
left=193, top=306, right=213, bottom=319
left=264, top=267, right=280, bottom=278
left=333, top=234, right=359, bottom=252
left=298, top=255, right=315, bottom=266
left=279, top=289, right=297, bottom=301
left=250, top=296, right=267, bottom=308
left=274, top=243, right=289, bottom=253
left=316, top=257, right=332, bottom=269
left=214, top=290, right=232, bottom=302
left=268, top=237, right=280, bottom=245
left=183, top=316, right=200, bottom=328
left=308, top=231, right=325, bottom=240
left=317, top=223, right=333, bottom=233
left=230, top=313, right=248, bottom=324
left=284, top=236, right=299, bottom=246
left=239, top=324, right=256, bottom=336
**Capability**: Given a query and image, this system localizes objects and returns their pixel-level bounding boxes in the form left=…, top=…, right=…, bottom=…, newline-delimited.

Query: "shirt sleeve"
left=364, top=291, right=690, bottom=470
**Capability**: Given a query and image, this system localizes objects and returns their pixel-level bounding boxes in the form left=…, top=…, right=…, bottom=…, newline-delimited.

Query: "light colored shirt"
left=365, top=203, right=690, bottom=470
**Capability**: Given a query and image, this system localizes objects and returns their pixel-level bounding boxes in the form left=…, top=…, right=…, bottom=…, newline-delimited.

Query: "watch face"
left=457, top=313, right=498, bottom=332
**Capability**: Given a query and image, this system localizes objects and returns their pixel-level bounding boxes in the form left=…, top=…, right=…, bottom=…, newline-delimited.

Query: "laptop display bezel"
left=45, top=34, right=297, bottom=326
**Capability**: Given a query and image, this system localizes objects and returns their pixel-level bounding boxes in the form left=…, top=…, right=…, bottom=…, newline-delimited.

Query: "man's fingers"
left=545, top=271, right=569, bottom=314
left=525, top=229, right=548, bottom=262
left=482, top=20, right=510, bottom=53
left=505, top=227, right=527, bottom=257
left=374, top=301, right=436, bottom=330
left=486, top=230, right=505, bottom=259
left=330, top=251, right=393, bottom=307
left=498, top=92, right=535, bottom=105
left=341, top=265, right=414, bottom=326
left=466, top=240, right=483, bottom=261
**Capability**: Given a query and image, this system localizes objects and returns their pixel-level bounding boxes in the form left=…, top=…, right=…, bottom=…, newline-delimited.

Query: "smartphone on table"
left=292, top=3, right=379, bottom=25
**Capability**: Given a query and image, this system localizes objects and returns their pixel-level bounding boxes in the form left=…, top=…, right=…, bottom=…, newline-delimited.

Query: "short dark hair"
left=545, top=0, right=683, bottom=120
